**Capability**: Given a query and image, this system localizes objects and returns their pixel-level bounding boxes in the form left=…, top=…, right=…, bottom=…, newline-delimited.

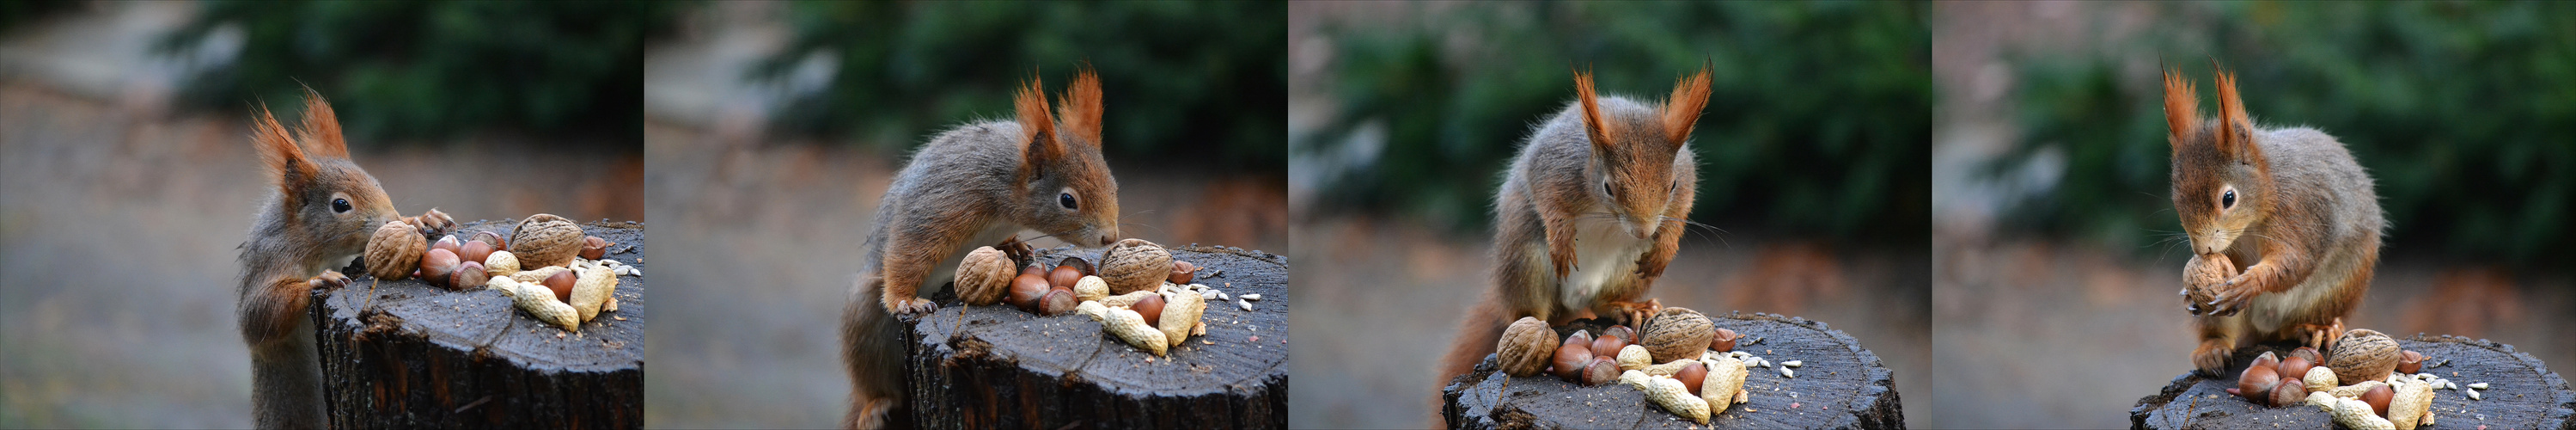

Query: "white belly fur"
left=920, top=224, right=1026, bottom=296
left=2242, top=243, right=2368, bottom=335
left=1555, top=215, right=1651, bottom=311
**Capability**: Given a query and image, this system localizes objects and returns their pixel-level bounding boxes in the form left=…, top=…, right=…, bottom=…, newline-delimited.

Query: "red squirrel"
left=2164, top=64, right=2383, bottom=376
left=235, top=89, right=450, bottom=428
left=839, top=68, right=1122, bottom=429
left=1439, top=65, right=1712, bottom=390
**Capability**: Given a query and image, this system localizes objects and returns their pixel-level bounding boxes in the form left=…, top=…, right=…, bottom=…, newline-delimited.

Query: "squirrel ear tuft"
left=1016, top=72, right=1061, bottom=181
left=1573, top=67, right=1615, bottom=153
left=251, top=101, right=314, bottom=198
left=296, top=88, right=348, bottom=159
left=2211, top=64, right=2261, bottom=163
left=2161, top=68, right=2199, bottom=154
left=1056, top=64, right=1103, bottom=149
left=1660, top=62, right=1712, bottom=150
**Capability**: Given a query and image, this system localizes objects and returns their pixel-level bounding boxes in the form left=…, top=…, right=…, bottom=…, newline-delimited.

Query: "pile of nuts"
left=2227, top=329, right=2449, bottom=430
left=1492, top=307, right=1767, bottom=424
left=954, top=238, right=1242, bottom=357
left=363, top=214, right=631, bottom=332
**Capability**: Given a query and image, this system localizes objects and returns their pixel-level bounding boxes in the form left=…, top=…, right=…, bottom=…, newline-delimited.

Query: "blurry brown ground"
left=0, top=6, right=640, bottom=426
left=637, top=3, right=1289, bottom=427
left=1290, top=218, right=1931, bottom=428
left=1929, top=3, right=2576, bottom=428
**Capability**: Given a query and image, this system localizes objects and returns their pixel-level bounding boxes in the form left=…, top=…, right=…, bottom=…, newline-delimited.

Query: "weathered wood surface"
left=2131, top=335, right=2574, bottom=430
left=310, top=219, right=644, bottom=428
left=1444, top=312, right=1905, bottom=429
left=899, top=244, right=1290, bottom=429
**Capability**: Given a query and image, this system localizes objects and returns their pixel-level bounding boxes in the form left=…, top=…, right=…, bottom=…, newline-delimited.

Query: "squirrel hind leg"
left=2191, top=314, right=2240, bottom=377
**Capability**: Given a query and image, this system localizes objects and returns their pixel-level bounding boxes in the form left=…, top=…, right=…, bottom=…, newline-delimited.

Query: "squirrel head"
left=1010, top=67, right=1120, bottom=247
left=254, top=89, right=400, bottom=257
left=1575, top=64, right=1711, bottom=239
left=2164, top=64, right=2274, bottom=255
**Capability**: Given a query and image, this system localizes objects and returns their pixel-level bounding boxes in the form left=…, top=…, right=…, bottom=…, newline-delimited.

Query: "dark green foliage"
left=1302, top=2, right=1928, bottom=244
left=1998, top=2, right=2576, bottom=267
left=0, top=0, right=78, bottom=34
left=158, top=1, right=683, bottom=147
left=754, top=1, right=1286, bottom=171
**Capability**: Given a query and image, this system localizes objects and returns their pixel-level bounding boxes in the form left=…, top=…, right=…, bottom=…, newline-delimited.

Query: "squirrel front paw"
left=884, top=297, right=937, bottom=316
left=1605, top=298, right=1663, bottom=329
left=2191, top=338, right=2233, bottom=377
left=308, top=270, right=351, bottom=291
left=406, top=208, right=456, bottom=236
left=2202, top=274, right=2264, bottom=316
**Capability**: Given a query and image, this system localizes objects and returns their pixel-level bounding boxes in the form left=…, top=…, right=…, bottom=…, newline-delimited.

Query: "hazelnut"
left=953, top=247, right=1014, bottom=306
left=1049, top=265, right=1085, bottom=292
left=2328, top=329, right=2401, bottom=384
left=2360, top=384, right=2393, bottom=416
left=579, top=236, right=609, bottom=260
left=451, top=261, right=487, bottom=290
left=1133, top=293, right=1166, bottom=327
left=419, top=248, right=461, bottom=288
left=1602, top=325, right=1636, bottom=344
left=432, top=235, right=462, bottom=257
left=2288, top=347, right=2325, bottom=365
left=1710, top=328, right=1740, bottom=353
left=1581, top=357, right=1621, bottom=386
left=1639, top=307, right=1716, bottom=363
left=2396, top=350, right=2424, bottom=374
left=2269, top=377, right=2307, bottom=408
left=2277, top=356, right=2316, bottom=383
left=459, top=239, right=497, bottom=267
left=472, top=230, right=508, bottom=250
left=1168, top=261, right=1197, bottom=285
left=543, top=269, right=577, bottom=303
left=1009, top=273, right=1051, bottom=311
left=363, top=220, right=426, bottom=281
left=1553, top=334, right=1595, bottom=382
left=1038, top=288, right=1078, bottom=316
left=1096, top=238, right=1174, bottom=293
left=2237, top=361, right=2283, bottom=402
left=1590, top=332, right=1627, bottom=359
left=507, top=213, right=585, bottom=268
left=1021, top=263, right=1047, bottom=278
left=1674, top=360, right=1707, bottom=395
left=1493, top=316, right=1554, bottom=377
left=1057, top=256, right=1096, bottom=276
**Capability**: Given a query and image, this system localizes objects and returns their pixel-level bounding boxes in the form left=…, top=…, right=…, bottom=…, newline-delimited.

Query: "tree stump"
left=897, top=244, right=1289, bottom=429
left=2131, top=335, right=2575, bottom=429
left=1443, top=312, right=1905, bottom=429
left=309, top=219, right=644, bottom=428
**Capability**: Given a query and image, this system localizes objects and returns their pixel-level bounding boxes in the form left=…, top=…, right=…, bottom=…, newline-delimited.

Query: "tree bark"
left=899, top=244, right=1290, bottom=429
left=1443, top=312, right=1905, bottom=429
left=311, top=219, right=645, bottom=428
left=2131, top=335, right=2574, bottom=429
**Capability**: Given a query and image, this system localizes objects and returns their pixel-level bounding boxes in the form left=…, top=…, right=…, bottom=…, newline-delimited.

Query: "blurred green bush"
left=1300, top=2, right=1927, bottom=245
left=1995, top=2, right=2576, bottom=267
left=754, top=1, right=1285, bottom=172
left=159, top=1, right=682, bottom=147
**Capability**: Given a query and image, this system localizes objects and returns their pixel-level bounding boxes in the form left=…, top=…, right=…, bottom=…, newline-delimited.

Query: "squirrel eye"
left=332, top=198, right=352, bottom=213
left=1059, top=193, right=1077, bottom=210
left=2220, top=189, right=2236, bottom=209
left=1602, top=181, right=1615, bottom=198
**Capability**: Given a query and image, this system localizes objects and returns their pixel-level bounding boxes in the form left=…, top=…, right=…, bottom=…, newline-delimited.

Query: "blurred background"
left=0, top=1, right=646, bottom=427
left=1287, top=2, right=1928, bottom=427
left=641, top=2, right=1285, bottom=427
left=1933, top=2, right=2576, bottom=428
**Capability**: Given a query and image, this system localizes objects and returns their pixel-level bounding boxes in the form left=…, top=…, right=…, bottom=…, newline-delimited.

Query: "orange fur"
left=1573, top=68, right=1615, bottom=151
left=2162, top=68, right=2200, bottom=150
left=296, top=88, right=348, bottom=158
left=1015, top=73, right=1061, bottom=182
left=1057, top=65, right=1104, bottom=147
left=1660, top=64, right=1712, bottom=146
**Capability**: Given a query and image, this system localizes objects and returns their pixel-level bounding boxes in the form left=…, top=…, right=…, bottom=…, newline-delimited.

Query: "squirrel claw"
left=888, top=298, right=937, bottom=316
left=407, top=208, right=456, bottom=236
left=308, top=271, right=351, bottom=291
left=1606, top=298, right=1663, bottom=328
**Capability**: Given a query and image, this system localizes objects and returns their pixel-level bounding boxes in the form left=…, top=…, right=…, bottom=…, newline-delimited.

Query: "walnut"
left=2183, top=253, right=2235, bottom=314
left=954, top=246, right=1014, bottom=306
left=507, top=214, right=584, bottom=268
left=1639, top=307, right=1716, bottom=363
left=363, top=220, right=425, bottom=280
left=1493, top=316, right=1554, bottom=377
left=1096, top=238, right=1173, bottom=294
left=2328, top=329, right=2401, bottom=384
